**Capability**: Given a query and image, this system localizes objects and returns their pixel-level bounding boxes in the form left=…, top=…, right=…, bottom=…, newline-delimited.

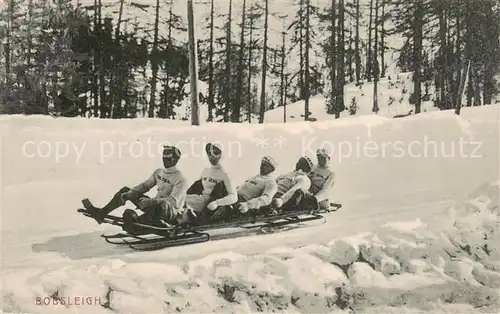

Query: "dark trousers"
left=185, top=180, right=233, bottom=224
left=271, top=189, right=319, bottom=212
left=101, top=186, right=176, bottom=224
left=209, top=195, right=247, bottom=222
left=211, top=189, right=320, bottom=221
left=291, top=190, right=319, bottom=211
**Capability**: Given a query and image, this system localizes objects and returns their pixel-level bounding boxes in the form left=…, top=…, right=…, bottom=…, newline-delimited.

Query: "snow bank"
left=2, top=104, right=499, bottom=312
left=3, top=180, right=499, bottom=313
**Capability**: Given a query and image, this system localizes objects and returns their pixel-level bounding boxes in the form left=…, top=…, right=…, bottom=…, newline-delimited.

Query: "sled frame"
left=77, top=203, right=341, bottom=250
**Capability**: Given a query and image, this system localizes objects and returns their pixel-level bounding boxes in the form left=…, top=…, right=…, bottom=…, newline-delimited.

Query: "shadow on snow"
left=30, top=224, right=308, bottom=260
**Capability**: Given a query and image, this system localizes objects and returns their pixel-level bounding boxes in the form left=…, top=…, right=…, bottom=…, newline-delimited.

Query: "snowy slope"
left=1, top=104, right=499, bottom=312
left=264, top=72, right=439, bottom=123
left=263, top=69, right=500, bottom=123
left=177, top=71, right=445, bottom=123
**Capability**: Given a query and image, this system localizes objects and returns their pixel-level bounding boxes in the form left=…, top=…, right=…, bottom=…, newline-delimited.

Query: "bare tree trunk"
left=413, top=1, right=424, bottom=114
left=98, top=0, right=106, bottom=117
left=231, top=0, right=247, bottom=122
left=348, top=24, right=354, bottom=83
left=284, top=74, right=288, bottom=122
left=281, top=30, right=286, bottom=122
left=372, top=0, right=379, bottom=113
left=304, top=0, right=311, bottom=120
left=299, top=0, right=304, bottom=99
left=110, top=0, right=125, bottom=118
left=335, top=0, right=345, bottom=118
left=472, top=63, right=481, bottom=106
left=483, top=1, right=497, bottom=105
left=187, top=0, right=200, bottom=125
left=453, top=60, right=467, bottom=112
left=446, top=0, right=454, bottom=109
left=438, top=0, right=447, bottom=109
left=224, top=0, right=233, bottom=122
left=380, top=0, right=386, bottom=77
left=208, top=0, right=215, bottom=121
left=366, top=0, right=374, bottom=81
left=92, top=0, right=99, bottom=117
left=27, top=0, right=33, bottom=69
left=247, top=7, right=254, bottom=123
left=5, top=0, right=12, bottom=87
left=466, top=65, right=473, bottom=106
left=355, top=0, right=360, bottom=83
left=453, top=1, right=462, bottom=109
left=330, top=0, right=336, bottom=114
left=258, top=0, right=269, bottom=124
left=148, top=0, right=160, bottom=118
left=465, top=0, right=475, bottom=108
left=163, top=6, right=173, bottom=119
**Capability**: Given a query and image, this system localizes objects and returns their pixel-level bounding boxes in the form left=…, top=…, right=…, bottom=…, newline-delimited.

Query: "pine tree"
left=109, top=0, right=125, bottom=118
left=483, top=0, right=500, bottom=105
left=246, top=5, right=258, bottom=122
left=436, top=0, right=448, bottom=109
left=372, top=0, right=379, bottom=113
left=336, top=0, right=345, bottom=118
left=354, top=0, right=360, bottom=83
left=328, top=0, right=337, bottom=114
left=280, top=28, right=287, bottom=122
left=379, top=0, right=386, bottom=77
left=208, top=0, right=215, bottom=121
left=223, top=0, right=233, bottom=122
left=366, top=0, right=374, bottom=82
left=288, top=0, right=306, bottom=101
left=2, top=0, right=23, bottom=95
left=414, top=0, right=424, bottom=114
left=258, top=0, right=269, bottom=123
left=148, top=0, right=161, bottom=118
left=231, top=0, right=247, bottom=122
left=304, top=0, right=311, bottom=121
left=392, top=0, right=431, bottom=114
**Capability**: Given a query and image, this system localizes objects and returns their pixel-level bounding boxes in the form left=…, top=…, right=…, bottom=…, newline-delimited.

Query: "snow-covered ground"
left=178, top=72, right=442, bottom=123
left=263, top=73, right=438, bottom=123
left=1, top=104, right=499, bottom=313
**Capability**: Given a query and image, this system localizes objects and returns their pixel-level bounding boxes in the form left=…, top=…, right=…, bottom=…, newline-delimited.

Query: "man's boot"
left=81, top=187, right=130, bottom=223
left=123, top=209, right=143, bottom=235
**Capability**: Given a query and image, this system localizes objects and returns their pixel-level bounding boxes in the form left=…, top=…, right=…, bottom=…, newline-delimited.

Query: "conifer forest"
left=1, top=0, right=499, bottom=122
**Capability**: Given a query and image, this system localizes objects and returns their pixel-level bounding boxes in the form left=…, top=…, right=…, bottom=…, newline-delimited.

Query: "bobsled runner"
left=77, top=203, right=342, bottom=251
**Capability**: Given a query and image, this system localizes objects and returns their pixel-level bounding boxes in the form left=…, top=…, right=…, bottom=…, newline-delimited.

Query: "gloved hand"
left=271, top=198, right=283, bottom=209
left=206, top=201, right=219, bottom=211
left=238, top=202, right=249, bottom=213
left=120, top=191, right=135, bottom=204
left=138, top=197, right=158, bottom=210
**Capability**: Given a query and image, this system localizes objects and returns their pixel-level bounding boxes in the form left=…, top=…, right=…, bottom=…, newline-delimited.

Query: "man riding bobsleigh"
left=81, top=146, right=337, bottom=230
left=81, top=145, right=189, bottom=229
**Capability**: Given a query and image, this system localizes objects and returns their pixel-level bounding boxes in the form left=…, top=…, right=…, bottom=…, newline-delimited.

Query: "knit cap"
left=205, top=142, right=223, bottom=156
left=316, top=148, right=331, bottom=158
left=298, top=156, right=314, bottom=172
left=261, top=155, right=278, bottom=170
